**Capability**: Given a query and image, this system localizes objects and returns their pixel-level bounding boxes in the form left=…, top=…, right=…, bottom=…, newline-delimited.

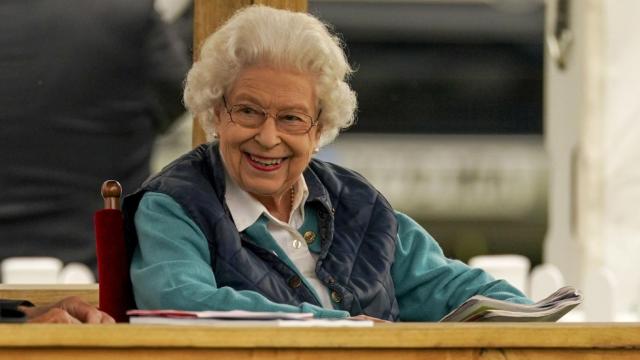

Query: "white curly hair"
left=183, top=5, right=357, bottom=147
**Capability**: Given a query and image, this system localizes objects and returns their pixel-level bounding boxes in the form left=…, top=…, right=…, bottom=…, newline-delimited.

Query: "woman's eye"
left=239, top=106, right=259, bottom=115
left=280, top=114, right=304, bottom=123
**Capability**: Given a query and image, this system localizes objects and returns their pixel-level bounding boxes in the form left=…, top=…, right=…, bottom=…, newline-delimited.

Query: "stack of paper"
left=439, top=286, right=583, bottom=322
left=127, top=309, right=373, bottom=327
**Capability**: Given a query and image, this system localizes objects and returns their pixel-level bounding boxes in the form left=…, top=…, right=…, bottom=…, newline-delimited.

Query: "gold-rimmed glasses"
left=222, top=96, right=320, bottom=135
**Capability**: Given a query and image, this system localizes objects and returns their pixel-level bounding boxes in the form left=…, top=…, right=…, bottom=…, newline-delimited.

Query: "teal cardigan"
left=131, top=192, right=531, bottom=321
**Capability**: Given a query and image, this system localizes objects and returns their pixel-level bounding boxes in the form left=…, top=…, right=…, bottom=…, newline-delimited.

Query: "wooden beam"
left=0, top=284, right=98, bottom=307
left=191, top=0, right=308, bottom=147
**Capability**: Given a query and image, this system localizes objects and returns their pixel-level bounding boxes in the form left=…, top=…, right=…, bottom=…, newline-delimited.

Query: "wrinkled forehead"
left=226, top=65, right=319, bottom=113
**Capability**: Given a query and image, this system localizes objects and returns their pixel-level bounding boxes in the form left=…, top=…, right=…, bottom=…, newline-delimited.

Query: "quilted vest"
left=123, top=143, right=400, bottom=320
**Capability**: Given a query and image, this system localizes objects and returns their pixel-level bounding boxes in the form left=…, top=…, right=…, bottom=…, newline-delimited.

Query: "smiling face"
left=214, top=65, right=321, bottom=208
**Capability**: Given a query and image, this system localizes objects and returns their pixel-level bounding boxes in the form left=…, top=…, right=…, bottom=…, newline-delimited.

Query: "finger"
left=83, top=308, right=103, bottom=324
left=57, top=297, right=95, bottom=323
left=29, top=309, right=81, bottom=324
left=65, top=313, right=82, bottom=324
left=100, top=311, right=116, bottom=324
left=85, top=309, right=115, bottom=324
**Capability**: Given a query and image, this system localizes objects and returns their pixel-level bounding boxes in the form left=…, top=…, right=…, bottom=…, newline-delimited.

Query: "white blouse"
left=224, top=174, right=333, bottom=308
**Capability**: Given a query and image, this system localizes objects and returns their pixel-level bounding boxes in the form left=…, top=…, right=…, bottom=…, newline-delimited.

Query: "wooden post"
left=191, top=0, right=308, bottom=147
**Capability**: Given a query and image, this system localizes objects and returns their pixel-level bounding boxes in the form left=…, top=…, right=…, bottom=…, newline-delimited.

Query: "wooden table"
left=1, top=285, right=638, bottom=359
left=1, top=323, right=639, bottom=359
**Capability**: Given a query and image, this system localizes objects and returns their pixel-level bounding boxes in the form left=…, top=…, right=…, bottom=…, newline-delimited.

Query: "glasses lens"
left=277, top=112, right=312, bottom=134
left=230, top=104, right=264, bottom=128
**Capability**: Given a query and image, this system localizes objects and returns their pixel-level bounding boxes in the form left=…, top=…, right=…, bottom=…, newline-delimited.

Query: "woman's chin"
left=242, top=182, right=288, bottom=199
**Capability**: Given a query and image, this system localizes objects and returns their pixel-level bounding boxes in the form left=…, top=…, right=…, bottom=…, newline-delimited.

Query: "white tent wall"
left=545, top=0, right=640, bottom=315
left=600, top=0, right=640, bottom=314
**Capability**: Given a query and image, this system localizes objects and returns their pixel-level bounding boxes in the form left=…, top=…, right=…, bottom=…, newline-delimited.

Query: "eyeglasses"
left=222, top=96, right=320, bottom=135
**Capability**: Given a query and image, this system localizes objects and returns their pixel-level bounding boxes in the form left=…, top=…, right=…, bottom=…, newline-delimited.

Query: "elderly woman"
left=123, top=5, right=530, bottom=321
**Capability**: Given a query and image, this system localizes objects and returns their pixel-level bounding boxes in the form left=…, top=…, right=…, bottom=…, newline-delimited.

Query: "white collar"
left=224, top=173, right=309, bottom=232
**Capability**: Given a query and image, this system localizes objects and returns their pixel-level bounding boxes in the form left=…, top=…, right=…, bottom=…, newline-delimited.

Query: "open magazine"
left=440, top=286, right=583, bottom=322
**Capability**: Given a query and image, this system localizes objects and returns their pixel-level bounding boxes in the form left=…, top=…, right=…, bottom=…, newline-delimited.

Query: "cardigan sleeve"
left=391, top=211, right=533, bottom=321
left=130, top=192, right=349, bottom=319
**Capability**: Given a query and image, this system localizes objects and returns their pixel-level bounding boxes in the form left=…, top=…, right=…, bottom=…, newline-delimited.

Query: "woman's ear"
left=314, top=122, right=323, bottom=142
left=213, top=102, right=223, bottom=126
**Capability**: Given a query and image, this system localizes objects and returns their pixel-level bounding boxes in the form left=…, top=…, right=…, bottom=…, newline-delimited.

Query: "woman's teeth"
left=250, top=155, right=283, bottom=166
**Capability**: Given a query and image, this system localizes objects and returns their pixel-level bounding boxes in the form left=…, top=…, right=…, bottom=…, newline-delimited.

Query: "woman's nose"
left=253, top=115, right=281, bottom=148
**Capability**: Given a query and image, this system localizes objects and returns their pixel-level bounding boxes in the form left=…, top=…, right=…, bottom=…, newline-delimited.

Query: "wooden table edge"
left=0, top=323, right=639, bottom=349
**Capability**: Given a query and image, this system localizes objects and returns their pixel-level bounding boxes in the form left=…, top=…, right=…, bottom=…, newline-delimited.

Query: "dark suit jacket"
left=0, top=0, right=189, bottom=271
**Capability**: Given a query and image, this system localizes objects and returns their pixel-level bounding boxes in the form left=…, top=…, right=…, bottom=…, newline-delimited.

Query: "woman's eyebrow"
left=231, top=93, right=264, bottom=105
left=233, top=93, right=312, bottom=113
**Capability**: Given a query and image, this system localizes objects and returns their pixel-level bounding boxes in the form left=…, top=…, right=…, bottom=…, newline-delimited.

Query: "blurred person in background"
left=0, top=0, right=190, bottom=274
left=124, top=6, right=531, bottom=321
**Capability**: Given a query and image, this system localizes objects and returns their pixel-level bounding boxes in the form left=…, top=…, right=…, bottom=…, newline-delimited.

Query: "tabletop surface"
left=1, top=322, right=639, bottom=349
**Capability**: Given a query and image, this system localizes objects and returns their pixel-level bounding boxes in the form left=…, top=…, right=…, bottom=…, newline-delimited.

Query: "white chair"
left=468, top=254, right=530, bottom=294
left=1, top=257, right=63, bottom=284
left=58, top=262, right=95, bottom=284
left=583, top=267, right=617, bottom=322
left=530, top=263, right=565, bottom=301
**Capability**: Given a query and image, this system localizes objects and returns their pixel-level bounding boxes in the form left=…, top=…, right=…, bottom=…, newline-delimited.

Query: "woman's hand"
left=349, top=314, right=390, bottom=323
left=18, top=296, right=115, bottom=324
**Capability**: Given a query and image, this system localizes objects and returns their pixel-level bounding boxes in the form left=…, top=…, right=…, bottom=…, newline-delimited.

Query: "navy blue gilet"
left=123, top=143, right=400, bottom=321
